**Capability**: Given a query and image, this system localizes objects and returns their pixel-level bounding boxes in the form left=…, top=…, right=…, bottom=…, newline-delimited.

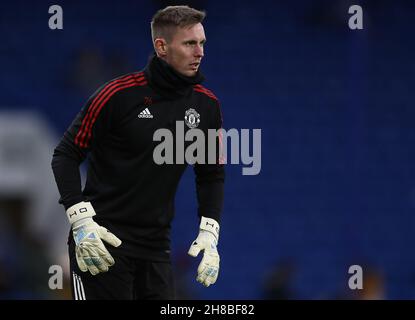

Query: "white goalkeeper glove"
left=66, top=201, right=122, bottom=275
left=188, top=216, right=220, bottom=287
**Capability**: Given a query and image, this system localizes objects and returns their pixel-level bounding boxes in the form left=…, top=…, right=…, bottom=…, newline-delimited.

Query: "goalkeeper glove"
left=66, top=201, right=122, bottom=275
left=188, top=216, right=220, bottom=287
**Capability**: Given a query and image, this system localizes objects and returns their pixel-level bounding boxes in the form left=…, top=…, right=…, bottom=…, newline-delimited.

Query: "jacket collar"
left=144, top=53, right=205, bottom=100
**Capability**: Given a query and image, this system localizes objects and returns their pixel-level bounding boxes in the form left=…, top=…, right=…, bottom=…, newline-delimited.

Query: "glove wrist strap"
left=66, top=201, right=96, bottom=225
left=200, top=216, right=220, bottom=241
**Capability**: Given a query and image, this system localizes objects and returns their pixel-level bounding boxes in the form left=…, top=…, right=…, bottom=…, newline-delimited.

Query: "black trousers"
left=68, top=241, right=175, bottom=300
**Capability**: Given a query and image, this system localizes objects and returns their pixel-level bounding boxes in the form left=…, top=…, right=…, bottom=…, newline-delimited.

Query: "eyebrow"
left=183, top=39, right=207, bottom=44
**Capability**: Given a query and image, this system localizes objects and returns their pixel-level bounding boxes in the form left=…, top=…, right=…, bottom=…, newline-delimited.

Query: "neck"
left=145, top=53, right=204, bottom=100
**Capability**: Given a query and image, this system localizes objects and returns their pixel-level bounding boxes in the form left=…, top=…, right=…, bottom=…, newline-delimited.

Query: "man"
left=51, top=5, right=224, bottom=300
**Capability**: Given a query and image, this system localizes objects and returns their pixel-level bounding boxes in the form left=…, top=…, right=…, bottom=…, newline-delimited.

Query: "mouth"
left=190, top=62, right=200, bottom=70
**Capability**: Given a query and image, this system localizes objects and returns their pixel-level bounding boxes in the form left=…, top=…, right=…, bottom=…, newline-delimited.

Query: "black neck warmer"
left=144, top=53, right=205, bottom=100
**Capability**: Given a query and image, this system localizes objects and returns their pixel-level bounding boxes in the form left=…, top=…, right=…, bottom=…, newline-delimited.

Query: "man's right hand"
left=67, top=202, right=122, bottom=275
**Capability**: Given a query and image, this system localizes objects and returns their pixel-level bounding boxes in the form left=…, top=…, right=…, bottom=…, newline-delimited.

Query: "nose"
left=194, top=44, right=204, bottom=58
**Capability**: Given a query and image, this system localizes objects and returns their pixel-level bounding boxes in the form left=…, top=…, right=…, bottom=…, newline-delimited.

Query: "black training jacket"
left=51, top=54, right=224, bottom=261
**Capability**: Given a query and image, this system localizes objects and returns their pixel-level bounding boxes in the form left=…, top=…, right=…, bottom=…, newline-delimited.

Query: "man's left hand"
left=188, top=217, right=220, bottom=287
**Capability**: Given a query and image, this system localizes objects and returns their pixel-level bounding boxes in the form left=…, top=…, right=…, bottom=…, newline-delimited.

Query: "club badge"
left=184, top=108, right=200, bottom=128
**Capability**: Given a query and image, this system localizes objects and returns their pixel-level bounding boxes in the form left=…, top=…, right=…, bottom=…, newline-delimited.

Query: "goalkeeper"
left=51, top=5, right=224, bottom=300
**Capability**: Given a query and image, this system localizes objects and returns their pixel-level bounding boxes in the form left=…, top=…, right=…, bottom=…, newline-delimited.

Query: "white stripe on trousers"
left=72, top=272, right=86, bottom=300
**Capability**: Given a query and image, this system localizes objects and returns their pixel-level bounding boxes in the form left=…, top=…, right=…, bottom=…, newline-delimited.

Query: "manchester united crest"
left=184, top=108, right=200, bottom=128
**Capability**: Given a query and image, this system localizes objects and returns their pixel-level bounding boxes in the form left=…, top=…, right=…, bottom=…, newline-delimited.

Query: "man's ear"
left=154, top=38, right=168, bottom=57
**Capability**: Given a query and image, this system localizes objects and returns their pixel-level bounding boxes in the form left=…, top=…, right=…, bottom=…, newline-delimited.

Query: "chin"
left=188, top=70, right=198, bottom=77
left=177, top=67, right=198, bottom=77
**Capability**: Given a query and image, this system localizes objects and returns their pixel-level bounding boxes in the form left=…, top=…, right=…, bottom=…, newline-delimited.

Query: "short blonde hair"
left=151, top=5, right=206, bottom=42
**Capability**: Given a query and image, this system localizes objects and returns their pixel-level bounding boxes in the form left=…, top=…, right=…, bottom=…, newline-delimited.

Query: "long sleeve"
left=51, top=145, right=84, bottom=210
left=193, top=100, right=225, bottom=223
left=51, top=84, right=117, bottom=210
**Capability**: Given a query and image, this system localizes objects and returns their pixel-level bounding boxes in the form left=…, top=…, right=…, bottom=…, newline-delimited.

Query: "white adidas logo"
left=138, top=108, right=153, bottom=118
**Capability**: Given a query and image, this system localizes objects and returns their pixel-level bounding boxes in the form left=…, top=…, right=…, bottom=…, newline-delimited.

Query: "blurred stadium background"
left=0, top=0, right=414, bottom=299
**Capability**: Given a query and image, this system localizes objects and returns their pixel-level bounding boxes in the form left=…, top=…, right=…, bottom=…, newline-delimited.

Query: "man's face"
left=162, top=23, right=206, bottom=77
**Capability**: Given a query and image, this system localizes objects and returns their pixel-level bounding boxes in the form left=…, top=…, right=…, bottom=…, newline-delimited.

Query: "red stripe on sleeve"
left=75, top=74, right=136, bottom=147
left=82, top=79, right=147, bottom=147
left=193, top=88, right=218, bottom=101
left=75, top=73, right=146, bottom=148
left=79, top=77, right=145, bottom=147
